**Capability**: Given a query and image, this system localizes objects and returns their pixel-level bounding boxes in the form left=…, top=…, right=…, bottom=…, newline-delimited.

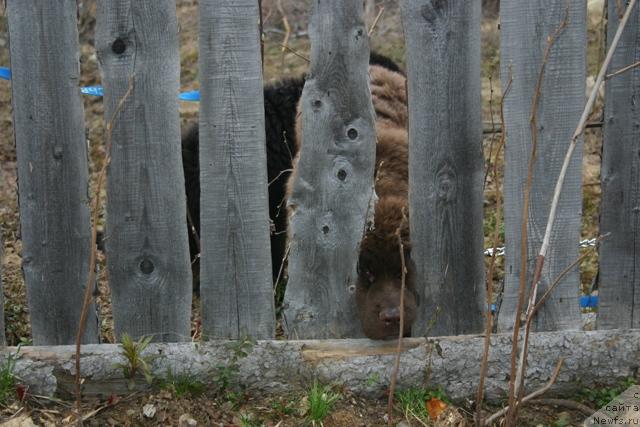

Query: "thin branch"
left=481, top=120, right=603, bottom=135
left=605, top=60, right=640, bottom=80
left=539, top=0, right=637, bottom=261
left=484, top=358, right=564, bottom=426
left=276, top=0, right=291, bottom=68
left=278, top=43, right=310, bottom=63
left=508, top=0, right=637, bottom=420
left=514, top=234, right=606, bottom=409
left=505, top=9, right=569, bottom=425
left=368, top=6, right=385, bottom=37
left=475, top=70, right=512, bottom=427
left=75, top=77, right=134, bottom=418
left=482, top=76, right=498, bottom=190
left=387, top=208, right=408, bottom=427
left=529, top=398, right=594, bottom=416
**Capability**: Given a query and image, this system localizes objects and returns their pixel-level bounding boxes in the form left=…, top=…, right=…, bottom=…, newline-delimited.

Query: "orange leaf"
left=426, top=397, right=447, bottom=420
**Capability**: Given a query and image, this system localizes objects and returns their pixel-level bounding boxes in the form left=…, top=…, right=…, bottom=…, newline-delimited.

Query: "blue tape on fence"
left=580, top=295, right=599, bottom=309
left=81, top=86, right=104, bottom=97
left=179, top=90, right=200, bottom=101
left=0, top=67, right=11, bottom=80
left=0, top=66, right=201, bottom=102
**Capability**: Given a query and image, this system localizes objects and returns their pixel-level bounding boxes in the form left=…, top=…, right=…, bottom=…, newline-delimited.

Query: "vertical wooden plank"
left=597, top=1, right=640, bottom=330
left=497, top=0, right=586, bottom=332
left=401, top=1, right=485, bottom=336
left=6, top=0, right=99, bottom=345
left=199, top=0, right=275, bottom=339
left=0, top=233, right=5, bottom=347
left=283, top=0, right=376, bottom=339
left=96, top=1, right=192, bottom=342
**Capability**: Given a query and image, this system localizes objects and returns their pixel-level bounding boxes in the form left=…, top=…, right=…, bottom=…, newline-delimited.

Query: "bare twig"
left=387, top=207, right=408, bottom=427
left=75, top=77, right=134, bottom=419
left=539, top=0, right=636, bottom=263
left=485, top=358, right=564, bottom=426
left=268, top=168, right=293, bottom=186
left=606, top=60, right=640, bottom=80
left=514, top=234, right=606, bottom=409
left=508, top=0, right=637, bottom=422
left=475, top=70, right=512, bottom=427
left=278, top=43, right=310, bottom=63
left=368, top=6, right=385, bottom=37
left=505, top=9, right=569, bottom=425
left=482, top=76, right=498, bottom=190
left=186, top=208, right=200, bottom=253
left=529, top=398, right=594, bottom=415
left=482, top=121, right=603, bottom=135
left=276, top=0, right=291, bottom=68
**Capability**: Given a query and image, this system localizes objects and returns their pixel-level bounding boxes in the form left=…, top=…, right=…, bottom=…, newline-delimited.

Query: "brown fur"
left=289, top=64, right=417, bottom=340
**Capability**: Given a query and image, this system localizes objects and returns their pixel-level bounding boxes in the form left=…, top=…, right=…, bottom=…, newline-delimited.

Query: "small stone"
left=0, top=415, right=38, bottom=427
left=143, top=403, right=156, bottom=419
left=179, top=414, right=197, bottom=427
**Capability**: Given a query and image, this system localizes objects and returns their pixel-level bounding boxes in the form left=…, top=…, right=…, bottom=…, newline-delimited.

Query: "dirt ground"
left=0, top=0, right=614, bottom=425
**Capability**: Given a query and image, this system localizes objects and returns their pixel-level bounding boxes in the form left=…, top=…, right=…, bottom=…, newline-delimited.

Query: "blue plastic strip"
left=80, top=86, right=104, bottom=97
left=580, top=295, right=599, bottom=309
left=0, top=67, right=11, bottom=80
left=0, top=66, right=201, bottom=102
left=179, top=90, right=200, bottom=101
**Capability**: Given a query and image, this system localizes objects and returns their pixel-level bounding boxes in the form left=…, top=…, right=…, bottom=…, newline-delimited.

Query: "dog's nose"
left=379, top=307, right=401, bottom=325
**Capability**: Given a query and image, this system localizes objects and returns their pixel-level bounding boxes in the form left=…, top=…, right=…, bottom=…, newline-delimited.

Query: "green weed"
left=305, top=380, right=340, bottom=426
left=0, top=346, right=20, bottom=404
left=113, top=334, right=155, bottom=390
left=161, top=369, right=206, bottom=397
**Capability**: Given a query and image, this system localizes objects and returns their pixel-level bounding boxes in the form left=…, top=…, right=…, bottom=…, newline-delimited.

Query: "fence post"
left=198, top=0, right=275, bottom=339
left=401, top=1, right=486, bottom=336
left=95, top=1, right=192, bottom=342
left=6, top=0, right=99, bottom=345
left=283, top=0, right=376, bottom=338
left=497, top=0, right=586, bottom=332
left=597, top=1, right=640, bottom=330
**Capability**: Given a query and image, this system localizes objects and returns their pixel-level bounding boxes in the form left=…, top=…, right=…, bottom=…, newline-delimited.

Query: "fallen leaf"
left=426, top=397, right=447, bottom=420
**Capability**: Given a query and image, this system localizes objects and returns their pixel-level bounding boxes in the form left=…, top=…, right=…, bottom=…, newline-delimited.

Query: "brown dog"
left=289, top=64, right=417, bottom=339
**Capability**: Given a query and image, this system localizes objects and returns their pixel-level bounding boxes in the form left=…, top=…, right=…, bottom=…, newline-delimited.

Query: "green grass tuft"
left=306, top=380, right=340, bottom=426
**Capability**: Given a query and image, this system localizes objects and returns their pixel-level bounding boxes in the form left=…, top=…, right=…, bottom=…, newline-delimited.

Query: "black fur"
left=182, top=52, right=402, bottom=287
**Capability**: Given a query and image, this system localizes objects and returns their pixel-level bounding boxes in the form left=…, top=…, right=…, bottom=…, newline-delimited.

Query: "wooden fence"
left=2, top=0, right=639, bottom=346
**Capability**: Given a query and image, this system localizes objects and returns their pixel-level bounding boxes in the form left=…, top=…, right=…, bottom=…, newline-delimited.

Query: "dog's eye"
left=366, top=270, right=375, bottom=283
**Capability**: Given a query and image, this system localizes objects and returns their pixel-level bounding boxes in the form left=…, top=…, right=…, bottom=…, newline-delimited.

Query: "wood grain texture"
left=401, top=0, right=486, bottom=336
left=597, top=1, right=640, bottom=330
left=96, top=1, right=192, bottom=342
left=283, top=0, right=376, bottom=338
left=498, top=0, right=586, bottom=332
left=198, top=0, right=275, bottom=339
left=7, top=0, right=99, bottom=345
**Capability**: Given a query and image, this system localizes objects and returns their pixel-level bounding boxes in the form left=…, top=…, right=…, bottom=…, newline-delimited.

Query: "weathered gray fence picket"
left=284, top=0, right=376, bottom=339
left=401, top=0, right=486, bottom=336
left=6, top=0, right=99, bottom=345
left=597, top=0, right=640, bottom=329
left=497, top=0, right=586, bottom=332
left=96, top=0, right=192, bottom=342
left=198, top=0, right=275, bottom=339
